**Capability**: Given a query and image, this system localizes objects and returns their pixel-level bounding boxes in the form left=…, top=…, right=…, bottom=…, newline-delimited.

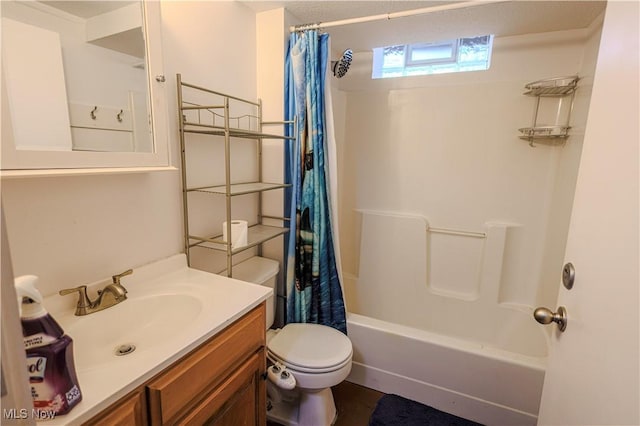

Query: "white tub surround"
left=349, top=211, right=547, bottom=356
left=344, top=211, right=548, bottom=425
left=40, top=254, right=271, bottom=425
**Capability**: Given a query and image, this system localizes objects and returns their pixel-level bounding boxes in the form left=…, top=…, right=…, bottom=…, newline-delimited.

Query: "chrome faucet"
left=59, top=269, right=132, bottom=316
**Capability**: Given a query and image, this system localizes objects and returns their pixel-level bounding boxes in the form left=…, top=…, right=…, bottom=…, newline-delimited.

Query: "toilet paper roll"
left=222, top=220, right=248, bottom=249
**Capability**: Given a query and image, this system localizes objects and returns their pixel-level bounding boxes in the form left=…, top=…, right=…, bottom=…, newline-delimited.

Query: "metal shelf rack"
left=519, top=76, right=579, bottom=147
left=177, top=74, right=294, bottom=277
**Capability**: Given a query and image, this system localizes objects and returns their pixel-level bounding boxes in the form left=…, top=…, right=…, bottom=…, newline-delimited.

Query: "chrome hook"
left=90, top=106, right=98, bottom=120
left=117, top=110, right=124, bottom=122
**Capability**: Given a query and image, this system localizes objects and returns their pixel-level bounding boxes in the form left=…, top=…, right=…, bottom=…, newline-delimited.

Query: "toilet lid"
left=268, top=323, right=352, bottom=372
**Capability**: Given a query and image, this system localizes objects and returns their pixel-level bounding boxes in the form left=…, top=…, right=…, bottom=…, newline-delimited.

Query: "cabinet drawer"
left=147, top=303, right=265, bottom=425
left=83, top=389, right=147, bottom=426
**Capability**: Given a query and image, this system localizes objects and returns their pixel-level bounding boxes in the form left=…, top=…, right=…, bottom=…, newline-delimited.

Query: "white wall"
left=1, top=1, right=258, bottom=298
left=161, top=1, right=259, bottom=276
left=337, top=26, right=601, bottom=315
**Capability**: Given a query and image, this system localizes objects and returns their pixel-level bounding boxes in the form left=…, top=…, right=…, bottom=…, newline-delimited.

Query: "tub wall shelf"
left=518, top=76, right=579, bottom=147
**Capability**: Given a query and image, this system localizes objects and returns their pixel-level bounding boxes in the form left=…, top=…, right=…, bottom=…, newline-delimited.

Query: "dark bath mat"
left=369, top=394, right=484, bottom=426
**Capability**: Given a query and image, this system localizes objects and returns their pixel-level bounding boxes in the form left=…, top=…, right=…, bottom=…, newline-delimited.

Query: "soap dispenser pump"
left=15, top=275, right=82, bottom=417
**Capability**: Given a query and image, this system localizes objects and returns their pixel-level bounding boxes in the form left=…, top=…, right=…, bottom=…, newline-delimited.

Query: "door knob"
left=534, top=306, right=567, bottom=332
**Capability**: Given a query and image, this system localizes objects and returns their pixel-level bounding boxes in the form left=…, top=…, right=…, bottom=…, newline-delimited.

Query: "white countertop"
left=40, top=254, right=271, bottom=425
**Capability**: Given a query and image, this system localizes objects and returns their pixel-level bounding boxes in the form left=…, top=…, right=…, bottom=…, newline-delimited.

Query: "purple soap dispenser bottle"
left=15, top=275, right=82, bottom=417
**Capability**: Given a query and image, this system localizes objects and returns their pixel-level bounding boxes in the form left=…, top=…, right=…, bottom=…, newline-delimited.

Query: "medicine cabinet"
left=0, top=1, right=172, bottom=177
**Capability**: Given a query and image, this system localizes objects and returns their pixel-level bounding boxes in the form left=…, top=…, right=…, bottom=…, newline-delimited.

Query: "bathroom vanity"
left=43, top=254, right=271, bottom=425
left=86, top=304, right=265, bottom=425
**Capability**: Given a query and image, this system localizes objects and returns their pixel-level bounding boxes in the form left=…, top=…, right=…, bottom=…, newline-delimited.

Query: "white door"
left=537, top=1, right=639, bottom=425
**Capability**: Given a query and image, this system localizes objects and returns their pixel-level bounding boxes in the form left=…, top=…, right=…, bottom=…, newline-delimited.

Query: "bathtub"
left=345, top=311, right=547, bottom=426
left=341, top=211, right=549, bottom=425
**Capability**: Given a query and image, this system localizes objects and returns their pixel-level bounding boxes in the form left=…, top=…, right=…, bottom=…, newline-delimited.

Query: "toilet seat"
left=267, top=323, right=353, bottom=374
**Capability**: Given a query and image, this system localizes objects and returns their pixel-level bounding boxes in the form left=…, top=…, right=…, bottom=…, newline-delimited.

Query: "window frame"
left=405, top=40, right=459, bottom=67
left=371, top=35, right=494, bottom=80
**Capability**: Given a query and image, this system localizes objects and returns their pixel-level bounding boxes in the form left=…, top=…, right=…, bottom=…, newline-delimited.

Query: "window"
left=372, top=35, right=494, bottom=79
left=406, top=41, right=458, bottom=65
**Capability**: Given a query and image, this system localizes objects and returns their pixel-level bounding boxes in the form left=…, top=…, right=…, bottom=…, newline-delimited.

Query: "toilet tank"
left=226, top=256, right=279, bottom=329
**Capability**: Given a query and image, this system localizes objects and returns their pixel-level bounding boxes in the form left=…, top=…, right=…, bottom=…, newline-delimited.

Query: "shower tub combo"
left=343, top=211, right=548, bottom=426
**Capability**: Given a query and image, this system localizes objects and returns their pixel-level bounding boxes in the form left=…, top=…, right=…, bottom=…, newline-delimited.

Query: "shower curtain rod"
left=289, top=0, right=506, bottom=32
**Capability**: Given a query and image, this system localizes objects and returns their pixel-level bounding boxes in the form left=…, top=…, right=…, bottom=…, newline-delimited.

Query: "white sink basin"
left=59, top=293, right=203, bottom=370
left=42, top=254, right=272, bottom=425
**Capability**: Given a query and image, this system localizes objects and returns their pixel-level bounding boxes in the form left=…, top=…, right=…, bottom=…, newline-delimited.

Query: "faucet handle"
left=112, top=269, right=133, bottom=286
left=59, top=285, right=92, bottom=308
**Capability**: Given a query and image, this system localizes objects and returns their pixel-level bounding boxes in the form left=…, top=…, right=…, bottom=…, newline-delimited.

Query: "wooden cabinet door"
left=176, top=349, right=266, bottom=426
left=147, top=305, right=265, bottom=425
left=83, top=389, right=147, bottom=426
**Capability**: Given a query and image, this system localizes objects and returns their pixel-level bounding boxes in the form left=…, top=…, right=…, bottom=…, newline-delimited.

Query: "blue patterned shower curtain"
left=284, top=30, right=347, bottom=334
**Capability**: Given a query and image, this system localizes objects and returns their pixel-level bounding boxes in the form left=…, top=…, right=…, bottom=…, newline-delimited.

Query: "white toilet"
left=230, top=256, right=353, bottom=426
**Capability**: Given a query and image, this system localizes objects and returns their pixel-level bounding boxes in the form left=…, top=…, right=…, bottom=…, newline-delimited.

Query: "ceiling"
left=43, top=1, right=607, bottom=55
left=243, top=1, right=606, bottom=53
left=42, top=1, right=136, bottom=19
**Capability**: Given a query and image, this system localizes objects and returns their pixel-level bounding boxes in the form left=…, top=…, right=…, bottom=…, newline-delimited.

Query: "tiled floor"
left=267, top=381, right=384, bottom=426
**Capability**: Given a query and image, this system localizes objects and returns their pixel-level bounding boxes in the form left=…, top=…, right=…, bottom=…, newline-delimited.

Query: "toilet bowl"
left=229, top=256, right=353, bottom=426
left=267, top=323, right=352, bottom=425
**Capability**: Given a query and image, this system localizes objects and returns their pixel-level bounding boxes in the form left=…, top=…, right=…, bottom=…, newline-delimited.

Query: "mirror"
left=1, top=0, right=170, bottom=173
